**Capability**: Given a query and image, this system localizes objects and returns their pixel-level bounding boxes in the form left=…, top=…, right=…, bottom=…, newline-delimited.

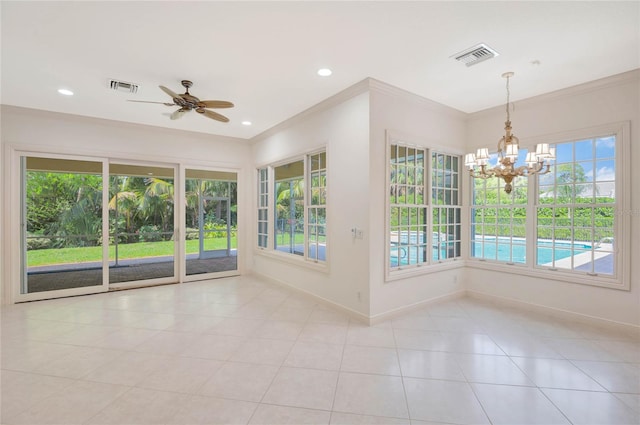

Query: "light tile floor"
left=1, top=275, right=639, bottom=425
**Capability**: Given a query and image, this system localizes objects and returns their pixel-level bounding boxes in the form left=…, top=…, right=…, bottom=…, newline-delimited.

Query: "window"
left=432, top=152, right=462, bottom=261
left=257, top=168, right=268, bottom=248
left=275, top=160, right=304, bottom=256
left=307, top=152, right=327, bottom=262
left=471, top=150, right=528, bottom=264
left=390, top=145, right=428, bottom=269
left=257, top=150, right=327, bottom=263
left=468, top=123, right=629, bottom=289
left=536, top=136, right=616, bottom=276
left=388, top=142, right=461, bottom=274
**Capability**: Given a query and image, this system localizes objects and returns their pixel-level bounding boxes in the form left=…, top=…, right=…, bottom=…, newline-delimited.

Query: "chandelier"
left=465, top=72, right=555, bottom=194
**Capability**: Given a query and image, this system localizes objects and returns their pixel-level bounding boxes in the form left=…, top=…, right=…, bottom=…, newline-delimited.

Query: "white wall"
left=1, top=105, right=251, bottom=304
left=465, top=70, right=640, bottom=327
left=250, top=88, right=372, bottom=317
left=368, top=81, right=468, bottom=318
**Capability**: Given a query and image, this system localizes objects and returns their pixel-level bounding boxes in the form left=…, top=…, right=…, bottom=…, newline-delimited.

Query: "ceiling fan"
left=129, top=80, right=234, bottom=122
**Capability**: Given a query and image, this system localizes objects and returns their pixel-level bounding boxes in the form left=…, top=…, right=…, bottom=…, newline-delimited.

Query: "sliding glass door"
left=20, top=155, right=108, bottom=297
left=17, top=154, right=238, bottom=301
left=184, top=169, right=238, bottom=278
left=109, top=163, right=177, bottom=285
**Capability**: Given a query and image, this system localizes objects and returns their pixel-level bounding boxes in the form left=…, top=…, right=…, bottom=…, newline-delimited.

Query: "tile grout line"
left=391, top=325, right=413, bottom=422
left=245, top=297, right=322, bottom=424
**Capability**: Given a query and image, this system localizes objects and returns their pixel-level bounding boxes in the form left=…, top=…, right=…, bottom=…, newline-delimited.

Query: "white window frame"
left=431, top=151, right=463, bottom=263
left=257, top=167, right=269, bottom=249
left=385, top=133, right=464, bottom=282
left=255, top=149, right=328, bottom=269
left=306, top=152, right=327, bottom=263
left=467, top=122, right=631, bottom=290
left=470, top=157, right=529, bottom=266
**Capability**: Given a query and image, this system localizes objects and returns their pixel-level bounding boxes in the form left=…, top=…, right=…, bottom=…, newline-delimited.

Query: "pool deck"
left=545, top=243, right=613, bottom=272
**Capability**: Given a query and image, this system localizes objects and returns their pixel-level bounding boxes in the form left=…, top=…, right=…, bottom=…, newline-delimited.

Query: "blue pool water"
left=472, top=237, right=592, bottom=264
left=390, top=234, right=592, bottom=266
left=390, top=232, right=454, bottom=266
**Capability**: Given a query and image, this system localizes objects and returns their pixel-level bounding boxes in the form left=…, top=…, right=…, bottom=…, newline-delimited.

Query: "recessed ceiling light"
left=57, top=88, right=74, bottom=96
left=317, top=68, right=332, bottom=77
left=241, top=121, right=252, bottom=126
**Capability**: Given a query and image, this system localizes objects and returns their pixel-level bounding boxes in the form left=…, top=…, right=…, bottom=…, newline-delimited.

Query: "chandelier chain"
left=505, top=75, right=511, bottom=123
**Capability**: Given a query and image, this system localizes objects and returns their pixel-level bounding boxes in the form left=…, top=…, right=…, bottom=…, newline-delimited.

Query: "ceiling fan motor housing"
left=150, top=80, right=233, bottom=122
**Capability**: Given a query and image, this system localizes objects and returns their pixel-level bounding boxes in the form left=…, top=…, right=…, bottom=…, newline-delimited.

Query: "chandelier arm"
left=525, top=163, right=539, bottom=176
left=539, top=163, right=552, bottom=175
left=468, top=165, right=498, bottom=179
left=497, top=136, right=506, bottom=153
left=524, top=161, right=551, bottom=176
left=513, top=165, right=528, bottom=176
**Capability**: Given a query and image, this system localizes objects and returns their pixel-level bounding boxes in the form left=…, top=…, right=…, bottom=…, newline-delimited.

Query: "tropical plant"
left=26, top=172, right=103, bottom=248
left=139, top=177, right=174, bottom=238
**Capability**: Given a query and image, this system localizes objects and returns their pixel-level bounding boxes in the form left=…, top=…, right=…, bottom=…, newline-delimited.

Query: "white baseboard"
left=252, top=272, right=468, bottom=325
left=368, top=290, right=467, bottom=325
left=467, top=290, right=640, bottom=337
left=251, top=272, right=371, bottom=324
left=248, top=273, right=639, bottom=335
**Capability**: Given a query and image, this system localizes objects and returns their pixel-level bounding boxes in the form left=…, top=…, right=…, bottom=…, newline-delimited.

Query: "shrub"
left=184, top=227, right=200, bottom=240
left=26, top=235, right=52, bottom=250
left=138, top=225, right=162, bottom=242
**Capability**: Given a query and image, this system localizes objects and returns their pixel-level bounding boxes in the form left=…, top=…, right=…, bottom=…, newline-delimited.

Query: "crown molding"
left=367, top=78, right=467, bottom=121
left=249, top=77, right=469, bottom=146
left=468, top=68, right=640, bottom=121
left=0, top=104, right=248, bottom=144
left=249, top=78, right=372, bottom=145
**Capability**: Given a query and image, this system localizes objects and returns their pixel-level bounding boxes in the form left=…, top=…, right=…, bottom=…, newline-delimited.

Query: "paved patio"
left=25, top=256, right=237, bottom=293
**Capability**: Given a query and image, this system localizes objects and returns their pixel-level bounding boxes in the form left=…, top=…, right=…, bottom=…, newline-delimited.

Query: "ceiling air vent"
left=452, top=43, right=499, bottom=67
left=108, top=79, right=139, bottom=94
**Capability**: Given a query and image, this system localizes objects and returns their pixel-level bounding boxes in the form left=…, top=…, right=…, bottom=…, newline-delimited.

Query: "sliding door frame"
left=182, top=164, right=240, bottom=283
left=108, top=159, right=181, bottom=290
left=12, top=150, right=110, bottom=302
left=8, top=147, right=243, bottom=303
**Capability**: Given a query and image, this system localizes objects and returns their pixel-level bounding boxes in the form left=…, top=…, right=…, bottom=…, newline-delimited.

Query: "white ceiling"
left=2, top=1, right=638, bottom=140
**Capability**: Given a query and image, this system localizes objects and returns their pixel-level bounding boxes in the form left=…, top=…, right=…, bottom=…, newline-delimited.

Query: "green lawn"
left=28, top=237, right=237, bottom=267
left=274, top=231, right=305, bottom=246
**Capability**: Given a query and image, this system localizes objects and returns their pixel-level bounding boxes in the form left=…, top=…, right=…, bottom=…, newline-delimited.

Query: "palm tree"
left=275, top=178, right=304, bottom=248
left=109, top=176, right=141, bottom=242
left=58, top=174, right=103, bottom=247
left=139, top=177, right=174, bottom=238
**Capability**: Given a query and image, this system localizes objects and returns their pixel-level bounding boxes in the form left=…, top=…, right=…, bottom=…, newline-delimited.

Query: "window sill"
left=466, top=259, right=629, bottom=291
left=254, top=248, right=329, bottom=274
left=386, top=259, right=464, bottom=282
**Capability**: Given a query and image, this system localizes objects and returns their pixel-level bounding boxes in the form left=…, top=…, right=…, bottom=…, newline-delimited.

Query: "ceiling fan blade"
left=159, top=85, right=182, bottom=100
left=196, top=108, right=229, bottom=123
left=127, top=100, right=175, bottom=106
left=196, top=100, right=234, bottom=109
left=170, top=108, right=188, bottom=120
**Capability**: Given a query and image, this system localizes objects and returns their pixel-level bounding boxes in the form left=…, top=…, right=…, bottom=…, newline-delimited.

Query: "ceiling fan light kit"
left=130, top=79, right=234, bottom=123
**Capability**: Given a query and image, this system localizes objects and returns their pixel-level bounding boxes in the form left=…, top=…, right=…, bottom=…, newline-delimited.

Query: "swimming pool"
left=390, top=234, right=593, bottom=267
left=472, top=237, right=592, bottom=264
left=390, top=232, right=448, bottom=267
